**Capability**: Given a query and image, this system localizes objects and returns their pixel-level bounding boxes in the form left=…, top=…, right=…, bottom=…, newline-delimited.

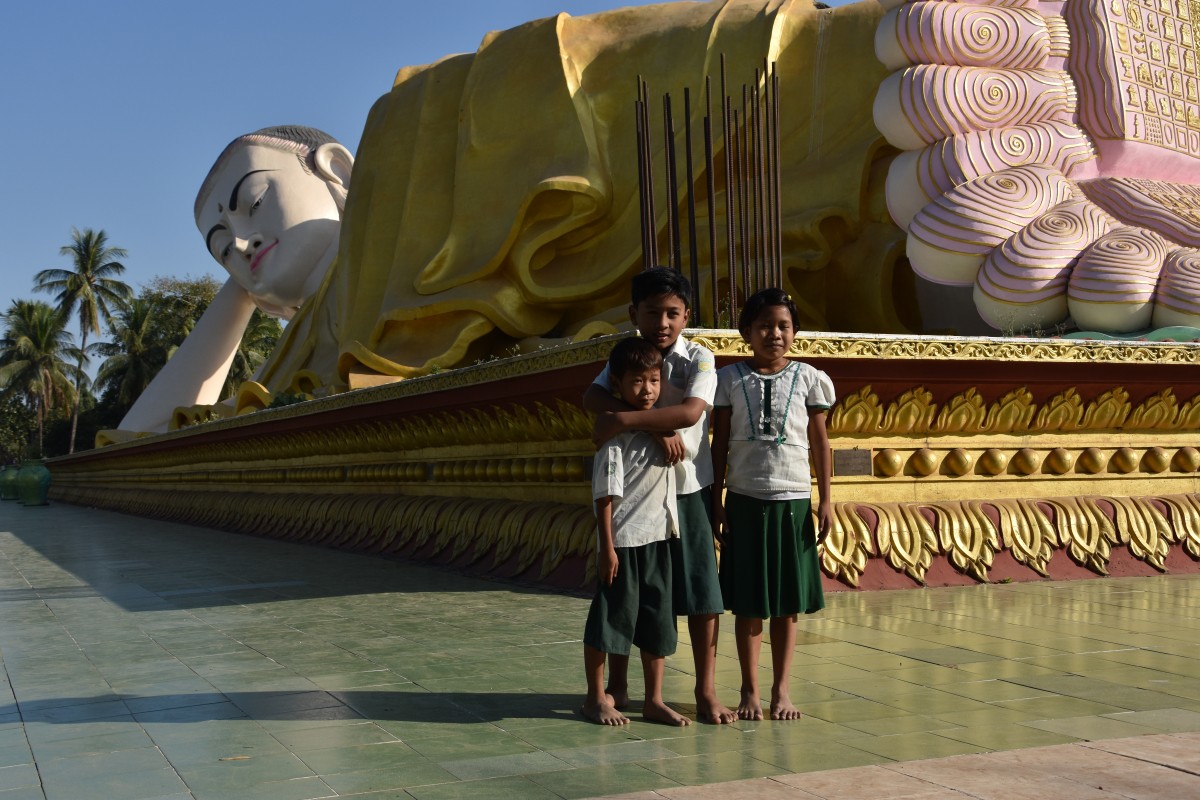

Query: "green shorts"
left=671, top=488, right=725, bottom=617
left=718, top=493, right=825, bottom=619
left=584, top=539, right=677, bottom=657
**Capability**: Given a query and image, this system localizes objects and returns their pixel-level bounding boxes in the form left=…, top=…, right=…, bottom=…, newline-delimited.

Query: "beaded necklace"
left=735, top=360, right=801, bottom=445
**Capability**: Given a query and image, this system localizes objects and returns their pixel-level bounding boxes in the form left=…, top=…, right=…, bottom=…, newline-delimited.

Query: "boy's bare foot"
left=581, top=698, right=629, bottom=726
left=643, top=698, right=691, bottom=726
left=696, top=691, right=737, bottom=725
left=736, top=689, right=763, bottom=721
left=605, top=687, right=630, bottom=711
left=770, top=690, right=802, bottom=721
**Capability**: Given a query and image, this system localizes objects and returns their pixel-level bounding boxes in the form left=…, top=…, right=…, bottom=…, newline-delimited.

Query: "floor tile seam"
left=1077, top=740, right=1200, bottom=779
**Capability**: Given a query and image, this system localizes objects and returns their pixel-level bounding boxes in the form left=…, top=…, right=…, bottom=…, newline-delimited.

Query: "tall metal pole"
left=704, top=77, right=719, bottom=327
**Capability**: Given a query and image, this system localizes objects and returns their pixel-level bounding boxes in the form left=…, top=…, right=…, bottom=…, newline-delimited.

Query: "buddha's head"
left=194, top=126, right=353, bottom=319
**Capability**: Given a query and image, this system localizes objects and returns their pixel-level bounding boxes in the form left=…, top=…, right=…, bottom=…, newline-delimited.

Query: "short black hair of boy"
left=608, top=336, right=664, bottom=378
left=631, top=266, right=692, bottom=308
left=738, top=288, right=801, bottom=334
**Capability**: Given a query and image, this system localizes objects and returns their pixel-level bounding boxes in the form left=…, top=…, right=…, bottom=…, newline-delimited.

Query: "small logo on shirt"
left=698, top=361, right=713, bottom=372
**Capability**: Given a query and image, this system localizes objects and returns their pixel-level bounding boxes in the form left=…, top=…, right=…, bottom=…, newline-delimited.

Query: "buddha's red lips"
left=250, top=241, right=278, bottom=272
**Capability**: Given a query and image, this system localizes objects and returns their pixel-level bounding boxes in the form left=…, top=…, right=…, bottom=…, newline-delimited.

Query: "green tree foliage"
left=34, top=228, right=132, bottom=453
left=139, top=275, right=220, bottom=359
left=0, top=394, right=34, bottom=463
left=92, top=297, right=166, bottom=413
left=0, top=300, right=83, bottom=456
left=224, top=307, right=283, bottom=398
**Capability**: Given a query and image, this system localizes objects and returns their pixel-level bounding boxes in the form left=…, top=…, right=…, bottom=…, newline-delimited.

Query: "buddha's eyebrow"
left=229, top=169, right=272, bottom=211
left=206, top=224, right=227, bottom=255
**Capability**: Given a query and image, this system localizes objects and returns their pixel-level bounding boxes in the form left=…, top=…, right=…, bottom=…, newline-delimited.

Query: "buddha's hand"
left=873, top=0, right=1200, bottom=334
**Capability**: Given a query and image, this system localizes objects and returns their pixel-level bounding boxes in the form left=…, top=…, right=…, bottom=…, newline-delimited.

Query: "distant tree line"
left=0, top=228, right=282, bottom=460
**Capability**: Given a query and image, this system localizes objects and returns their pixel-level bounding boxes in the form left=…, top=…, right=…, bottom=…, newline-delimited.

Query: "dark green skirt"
left=719, top=492, right=825, bottom=619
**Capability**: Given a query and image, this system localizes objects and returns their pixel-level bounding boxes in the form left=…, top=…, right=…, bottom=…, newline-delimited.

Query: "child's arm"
left=595, top=496, right=619, bottom=586
left=585, top=383, right=688, bottom=463
left=808, top=410, right=833, bottom=542
left=710, top=406, right=732, bottom=541
left=591, top=399, right=707, bottom=444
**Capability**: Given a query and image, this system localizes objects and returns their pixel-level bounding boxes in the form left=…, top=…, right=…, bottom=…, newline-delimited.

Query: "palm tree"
left=35, top=227, right=132, bottom=453
left=0, top=301, right=83, bottom=456
left=222, top=310, right=283, bottom=398
left=92, top=297, right=165, bottom=411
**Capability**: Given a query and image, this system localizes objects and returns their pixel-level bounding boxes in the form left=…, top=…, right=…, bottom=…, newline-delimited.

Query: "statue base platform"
left=49, top=331, right=1200, bottom=591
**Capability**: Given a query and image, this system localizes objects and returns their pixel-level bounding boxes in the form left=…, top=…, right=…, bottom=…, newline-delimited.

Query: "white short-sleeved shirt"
left=592, top=430, right=679, bottom=549
left=592, top=336, right=717, bottom=494
left=714, top=360, right=835, bottom=500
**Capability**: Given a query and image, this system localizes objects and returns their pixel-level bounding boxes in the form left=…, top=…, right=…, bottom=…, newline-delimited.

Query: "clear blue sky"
left=1, top=0, right=852, bottom=342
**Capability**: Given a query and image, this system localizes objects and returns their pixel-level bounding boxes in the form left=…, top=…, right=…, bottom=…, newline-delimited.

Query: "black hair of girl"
left=631, top=266, right=692, bottom=309
left=608, top=336, right=664, bottom=378
left=738, top=288, right=800, bottom=334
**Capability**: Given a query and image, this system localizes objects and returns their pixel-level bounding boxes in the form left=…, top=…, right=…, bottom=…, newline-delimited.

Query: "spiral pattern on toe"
left=911, top=166, right=1074, bottom=257
left=977, top=199, right=1114, bottom=305
left=879, top=66, right=1077, bottom=149
left=1068, top=227, right=1168, bottom=331
left=1155, top=249, right=1200, bottom=323
left=882, top=3, right=1053, bottom=70
left=874, top=0, right=1200, bottom=334
left=936, top=122, right=1094, bottom=182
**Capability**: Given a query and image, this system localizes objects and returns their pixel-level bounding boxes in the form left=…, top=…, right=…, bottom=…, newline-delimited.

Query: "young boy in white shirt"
left=583, top=337, right=689, bottom=726
left=585, top=267, right=735, bottom=725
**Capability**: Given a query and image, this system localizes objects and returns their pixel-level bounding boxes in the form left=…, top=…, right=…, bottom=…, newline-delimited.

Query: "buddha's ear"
left=313, top=142, right=353, bottom=189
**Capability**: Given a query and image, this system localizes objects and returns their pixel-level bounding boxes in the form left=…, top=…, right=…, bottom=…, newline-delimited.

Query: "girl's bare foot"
left=770, top=690, right=802, bottom=720
left=582, top=698, right=629, bottom=726
left=696, top=691, right=737, bottom=724
left=736, top=689, right=763, bottom=720
left=643, top=698, right=691, bottom=726
left=605, top=687, right=630, bottom=711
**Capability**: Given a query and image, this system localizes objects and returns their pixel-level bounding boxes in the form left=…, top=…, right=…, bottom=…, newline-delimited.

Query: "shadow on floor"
left=6, top=690, right=589, bottom=726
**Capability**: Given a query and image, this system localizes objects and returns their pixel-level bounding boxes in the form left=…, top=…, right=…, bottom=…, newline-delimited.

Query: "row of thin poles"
left=635, top=56, right=784, bottom=327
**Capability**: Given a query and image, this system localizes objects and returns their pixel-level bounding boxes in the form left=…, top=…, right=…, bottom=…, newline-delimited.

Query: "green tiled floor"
left=2, top=504, right=1200, bottom=799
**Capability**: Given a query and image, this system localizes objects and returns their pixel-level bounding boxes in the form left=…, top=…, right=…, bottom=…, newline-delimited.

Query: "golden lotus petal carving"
left=985, top=387, right=1036, bottom=433
left=829, top=386, right=883, bottom=435
left=883, top=387, right=936, bottom=435
left=822, top=504, right=874, bottom=588
left=1109, top=496, right=1172, bottom=572
left=1033, top=388, right=1084, bottom=432
left=1049, top=496, right=1119, bottom=575
left=995, top=499, right=1058, bottom=577
left=933, top=389, right=987, bottom=434
left=874, top=503, right=939, bottom=585
left=1081, top=388, right=1132, bottom=430
left=932, top=500, right=1000, bottom=582
left=1126, top=390, right=1179, bottom=431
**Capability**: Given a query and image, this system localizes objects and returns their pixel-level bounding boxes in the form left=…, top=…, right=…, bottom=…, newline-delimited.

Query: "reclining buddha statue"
left=117, top=0, right=1200, bottom=435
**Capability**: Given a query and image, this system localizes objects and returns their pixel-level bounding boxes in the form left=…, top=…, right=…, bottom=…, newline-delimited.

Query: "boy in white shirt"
left=583, top=337, right=689, bottom=726
left=585, top=268, right=735, bottom=725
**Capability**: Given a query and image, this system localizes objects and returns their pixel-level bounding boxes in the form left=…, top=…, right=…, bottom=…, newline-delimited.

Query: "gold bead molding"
left=861, top=444, right=1200, bottom=480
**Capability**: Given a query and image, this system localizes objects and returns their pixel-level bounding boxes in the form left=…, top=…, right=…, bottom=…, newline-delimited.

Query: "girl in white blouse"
left=711, top=288, right=834, bottom=721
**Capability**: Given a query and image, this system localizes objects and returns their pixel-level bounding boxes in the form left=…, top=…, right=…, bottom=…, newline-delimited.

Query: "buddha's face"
left=196, top=144, right=343, bottom=316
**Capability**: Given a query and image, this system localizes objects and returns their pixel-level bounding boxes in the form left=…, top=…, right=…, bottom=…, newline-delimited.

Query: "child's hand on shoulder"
left=652, top=431, right=685, bottom=464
